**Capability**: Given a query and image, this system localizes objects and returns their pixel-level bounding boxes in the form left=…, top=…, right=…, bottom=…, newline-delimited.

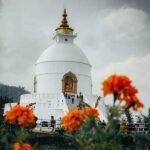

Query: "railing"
left=33, top=119, right=62, bottom=133
left=125, top=123, right=150, bottom=134
left=34, top=119, right=150, bottom=134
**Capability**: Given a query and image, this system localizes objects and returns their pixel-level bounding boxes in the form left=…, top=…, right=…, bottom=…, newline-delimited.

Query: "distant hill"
left=0, top=83, right=30, bottom=103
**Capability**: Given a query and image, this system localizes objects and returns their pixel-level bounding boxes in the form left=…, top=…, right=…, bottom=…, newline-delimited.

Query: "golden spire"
left=60, top=9, right=69, bottom=28
left=56, top=9, right=73, bottom=33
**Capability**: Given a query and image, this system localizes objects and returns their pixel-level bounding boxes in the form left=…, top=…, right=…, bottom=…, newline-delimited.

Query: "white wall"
left=35, top=61, right=92, bottom=95
left=20, top=93, right=69, bottom=120
left=19, top=93, right=108, bottom=122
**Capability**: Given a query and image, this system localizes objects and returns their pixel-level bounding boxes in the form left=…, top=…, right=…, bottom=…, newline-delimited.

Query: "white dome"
left=35, top=11, right=92, bottom=94
left=36, top=42, right=90, bottom=65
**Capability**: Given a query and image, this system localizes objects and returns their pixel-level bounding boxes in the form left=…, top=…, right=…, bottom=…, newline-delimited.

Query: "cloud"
left=101, top=8, right=148, bottom=38
left=78, top=7, right=150, bottom=70
left=92, top=54, right=150, bottom=114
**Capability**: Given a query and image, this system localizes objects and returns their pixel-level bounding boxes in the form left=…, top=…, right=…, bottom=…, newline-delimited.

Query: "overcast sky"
left=0, top=0, right=150, bottom=114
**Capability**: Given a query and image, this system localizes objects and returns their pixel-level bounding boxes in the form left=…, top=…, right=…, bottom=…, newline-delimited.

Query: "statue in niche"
left=64, top=76, right=73, bottom=92
left=62, top=72, right=77, bottom=94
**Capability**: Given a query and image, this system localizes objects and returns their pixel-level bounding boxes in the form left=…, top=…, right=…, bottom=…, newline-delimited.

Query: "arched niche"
left=62, top=72, right=77, bottom=93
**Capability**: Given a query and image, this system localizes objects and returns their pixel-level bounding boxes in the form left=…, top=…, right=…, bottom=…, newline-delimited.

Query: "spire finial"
left=60, top=9, right=69, bottom=28
left=56, top=9, right=73, bottom=33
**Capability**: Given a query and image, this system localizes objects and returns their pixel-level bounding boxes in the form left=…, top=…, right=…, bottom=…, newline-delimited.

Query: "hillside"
left=0, top=83, right=30, bottom=103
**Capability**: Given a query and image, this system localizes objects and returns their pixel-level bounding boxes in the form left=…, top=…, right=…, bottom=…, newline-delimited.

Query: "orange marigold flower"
left=14, top=143, right=32, bottom=150
left=61, top=109, right=84, bottom=132
left=83, top=107, right=99, bottom=119
left=102, top=74, right=131, bottom=97
left=14, top=143, right=21, bottom=150
left=123, top=96, right=144, bottom=111
left=5, top=104, right=35, bottom=127
left=102, top=74, right=144, bottom=111
left=22, top=144, right=32, bottom=150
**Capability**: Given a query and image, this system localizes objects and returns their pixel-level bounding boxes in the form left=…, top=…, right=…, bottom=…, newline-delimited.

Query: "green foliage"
left=125, top=109, right=133, bottom=123
left=136, top=108, right=150, bottom=127
left=29, top=133, right=74, bottom=150
left=73, top=117, right=123, bottom=150
left=0, top=97, right=35, bottom=149
left=134, top=134, right=150, bottom=150
left=67, top=107, right=150, bottom=150
left=0, top=83, right=30, bottom=102
left=142, top=110, right=150, bottom=127
left=0, top=98, right=13, bottom=149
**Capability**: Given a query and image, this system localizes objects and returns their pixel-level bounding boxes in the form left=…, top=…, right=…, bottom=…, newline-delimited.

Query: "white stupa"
left=6, top=9, right=108, bottom=122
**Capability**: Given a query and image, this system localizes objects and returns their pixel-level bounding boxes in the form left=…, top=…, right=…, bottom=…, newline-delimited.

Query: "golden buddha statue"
left=64, top=76, right=73, bottom=92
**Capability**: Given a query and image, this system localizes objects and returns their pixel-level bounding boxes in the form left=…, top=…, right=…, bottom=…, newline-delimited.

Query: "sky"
left=0, top=0, right=150, bottom=114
